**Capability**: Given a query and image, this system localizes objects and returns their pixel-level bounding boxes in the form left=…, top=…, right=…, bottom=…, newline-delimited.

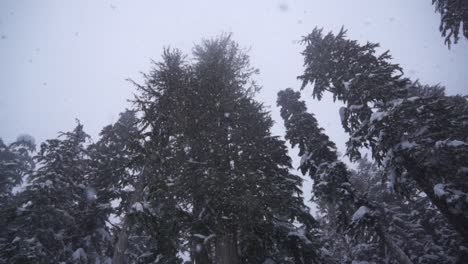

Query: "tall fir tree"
left=88, top=110, right=143, bottom=219
left=88, top=109, right=183, bottom=264
left=131, top=47, right=191, bottom=263
left=298, top=27, right=468, bottom=243
left=277, top=88, right=413, bottom=264
left=132, top=35, right=326, bottom=264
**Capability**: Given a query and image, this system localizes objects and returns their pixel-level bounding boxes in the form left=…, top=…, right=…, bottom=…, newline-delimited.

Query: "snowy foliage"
left=299, top=27, right=468, bottom=244
left=1, top=123, right=113, bottom=263
left=278, top=89, right=415, bottom=263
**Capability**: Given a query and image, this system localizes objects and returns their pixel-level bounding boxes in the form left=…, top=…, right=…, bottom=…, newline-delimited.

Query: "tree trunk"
left=215, top=232, right=239, bottom=264
left=112, top=217, right=130, bottom=264
left=190, top=201, right=212, bottom=264
left=112, top=167, right=146, bottom=264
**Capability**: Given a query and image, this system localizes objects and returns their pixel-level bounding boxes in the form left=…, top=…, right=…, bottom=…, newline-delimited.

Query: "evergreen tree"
left=1, top=123, right=112, bottom=264
left=131, top=48, right=191, bottom=263
left=89, top=110, right=143, bottom=219
left=298, top=27, right=468, bottom=243
left=132, top=36, right=325, bottom=263
left=87, top=110, right=146, bottom=263
left=431, top=0, right=468, bottom=47
left=88, top=109, right=183, bottom=264
left=277, top=88, right=413, bottom=264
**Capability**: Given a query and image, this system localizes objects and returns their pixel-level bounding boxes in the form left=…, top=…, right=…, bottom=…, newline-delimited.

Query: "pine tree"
left=88, top=110, right=143, bottom=218
left=132, top=35, right=325, bottom=263
left=88, top=109, right=183, bottom=264
left=88, top=110, right=146, bottom=263
left=277, top=88, right=413, bottom=264
left=1, top=123, right=112, bottom=264
left=431, top=0, right=468, bottom=47
left=298, top=27, right=468, bottom=243
left=131, top=48, right=191, bottom=263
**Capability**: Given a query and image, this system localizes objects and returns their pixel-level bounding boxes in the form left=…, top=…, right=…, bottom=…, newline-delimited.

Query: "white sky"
left=1, top=0, right=467, bottom=210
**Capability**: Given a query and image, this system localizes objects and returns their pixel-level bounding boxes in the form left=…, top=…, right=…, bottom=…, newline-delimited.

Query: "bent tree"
left=298, top=27, right=468, bottom=242
left=277, top=88, right=413, bottom=264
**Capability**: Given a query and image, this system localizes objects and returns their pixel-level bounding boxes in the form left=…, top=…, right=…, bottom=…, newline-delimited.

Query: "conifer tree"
left=298, top=27, right=468, bottom=243
left=88, top=109, right=183, bottom=263
left=89, top=110, right=142, bottom=218
left=1, top=123, right=112, bottom=264
left=277, top=88, right=413, bottom=264
left=88, top=110, right=145, bottom=263
left=131, top=47, right=190, bottom=263
left=132, top=36, right=325, bottom=263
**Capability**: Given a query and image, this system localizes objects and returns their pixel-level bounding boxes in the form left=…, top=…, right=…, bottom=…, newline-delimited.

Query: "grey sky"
left=1, top=1, right=467, bottom=207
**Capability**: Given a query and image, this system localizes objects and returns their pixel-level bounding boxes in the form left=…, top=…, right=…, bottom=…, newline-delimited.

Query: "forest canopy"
left=1, top=2, right=467, bottom=263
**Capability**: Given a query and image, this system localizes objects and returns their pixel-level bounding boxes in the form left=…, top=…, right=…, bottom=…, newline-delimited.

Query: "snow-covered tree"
left=132, top=35, right=325, bottom=264
left=88, top=109, right=183, bottom=264
left=277, top=88, right=413, bottom=264
left=89, top=110, right=143, bottom=218
left=350, top=157, right=467, bottom=263
left=431, top=0, right=468, bottom=47
left=298, top=27, right=468, bottom=243
left=1, top=123, right=112, bottom=264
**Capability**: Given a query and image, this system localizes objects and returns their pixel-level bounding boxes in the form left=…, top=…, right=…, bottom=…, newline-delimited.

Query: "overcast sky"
left=1, top=0, right=467, bottom=207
